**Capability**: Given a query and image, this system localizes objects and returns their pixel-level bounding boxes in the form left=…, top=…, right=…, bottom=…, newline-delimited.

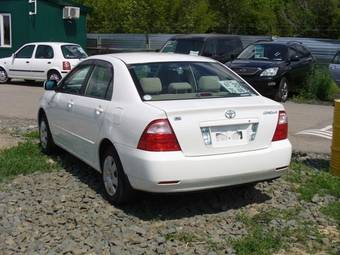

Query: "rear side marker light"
left=272, top=111, right=288, bottom=141
left=158, top=180, right=180, bottom=185
left=276, top=166, right=289, bottom=171
left=137, top=119, right=181, bottom=152
left=62, top=61, right=71, bottom=71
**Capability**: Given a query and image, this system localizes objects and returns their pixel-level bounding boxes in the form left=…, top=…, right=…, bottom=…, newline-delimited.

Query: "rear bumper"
left=116, top=140, right=292, bottom=193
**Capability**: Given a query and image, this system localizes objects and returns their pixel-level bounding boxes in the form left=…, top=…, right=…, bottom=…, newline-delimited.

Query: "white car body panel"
left=39, top=53, right=292, bottom=193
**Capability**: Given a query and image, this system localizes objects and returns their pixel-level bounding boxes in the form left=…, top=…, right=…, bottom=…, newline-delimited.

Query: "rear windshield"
left=237, top=44, right=288, bottom=61
left=162, top=40, right=204, bottom=55
left=61, top=45, right=88, bottom=59
left=129, top=62, right=257, bottom=101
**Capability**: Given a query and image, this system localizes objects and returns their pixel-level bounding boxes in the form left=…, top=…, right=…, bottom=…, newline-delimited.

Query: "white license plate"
left=210, top=124, right=250, bottom=147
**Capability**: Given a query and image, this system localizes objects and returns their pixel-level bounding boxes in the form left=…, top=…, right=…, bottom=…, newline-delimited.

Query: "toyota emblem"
left=225, top=110, right=236, bottom=119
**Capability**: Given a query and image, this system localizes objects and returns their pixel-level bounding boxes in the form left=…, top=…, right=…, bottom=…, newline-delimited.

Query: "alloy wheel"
left=103, top=156, right=119, bottom=196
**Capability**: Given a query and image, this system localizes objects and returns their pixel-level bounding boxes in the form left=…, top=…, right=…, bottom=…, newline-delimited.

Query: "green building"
left=0, top=0, right=89, bottom=58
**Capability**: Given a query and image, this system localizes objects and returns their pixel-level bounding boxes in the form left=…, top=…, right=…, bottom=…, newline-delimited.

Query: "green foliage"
left=295, top=66, right=339, bottom=101
left=321, top=201, right=340, bottom=227
left=76, top=0, right=340, bottom=38
left=234, top=207, right=325, bottom=255
left=288, top=160, right=340, bottom=201
left=0, top=141, right=60, bottom=182
left=232, top=225, right=284, bottom=255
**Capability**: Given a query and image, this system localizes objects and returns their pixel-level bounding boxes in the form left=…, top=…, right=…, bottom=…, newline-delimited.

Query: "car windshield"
left=237, top=44, right=288, bottom=61
left=162, top=39, right=204, bottom=55
left=61, top=45, right=88, bottom=59
left=129, top=62, right=257, bottom=101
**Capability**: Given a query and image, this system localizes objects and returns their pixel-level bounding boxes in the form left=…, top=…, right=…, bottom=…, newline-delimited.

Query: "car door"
left=66, top=59, right=114, bottom=164
left=46, top=61, right=94, bottom=153
left=330, top=51, right=340, bottom=85
left=287, top=46, right=306, bottom=90
left=34, top=44, right=55, bottom=80
left=7, top=44, right=36, bottom=78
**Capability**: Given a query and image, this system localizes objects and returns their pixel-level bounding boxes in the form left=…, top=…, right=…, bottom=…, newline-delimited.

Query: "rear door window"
left=84, top=61, right=113, bottom=100
left=35, top=45, right=54, bottom=59
left=216, top=38, right=242, bottom=56
left=333, top=52, right=340, bottom=64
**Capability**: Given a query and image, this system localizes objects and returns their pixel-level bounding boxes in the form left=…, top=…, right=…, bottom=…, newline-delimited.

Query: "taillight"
left=63, top=61, right=71, bottom=71
left=272, top=111, right=288, bottom=141
left=137, top=119, right=181, bottom=152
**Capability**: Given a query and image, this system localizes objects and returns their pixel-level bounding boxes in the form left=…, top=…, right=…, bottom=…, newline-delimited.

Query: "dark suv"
left=161, top=34, right=243, bottom=63
left=226, top=41, right=314, bottom=102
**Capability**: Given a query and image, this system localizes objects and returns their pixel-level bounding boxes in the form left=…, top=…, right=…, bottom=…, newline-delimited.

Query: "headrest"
left=168, top=82, right=192, bottom=93
left=198, top=76, right=220, bottom=92
left=139, top=78, right=162, bottom=94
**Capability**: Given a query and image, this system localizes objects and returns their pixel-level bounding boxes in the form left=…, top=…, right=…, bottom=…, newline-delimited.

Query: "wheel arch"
left=47, top=69, right=62, bottom=79
left=98, top=138, right=121, bottom=173
left=38, top=108, right=47, bottom=125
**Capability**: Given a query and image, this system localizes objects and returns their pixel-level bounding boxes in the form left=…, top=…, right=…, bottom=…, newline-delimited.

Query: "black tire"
left=39, top=114, right=56, bottom=154
left=101, top=148, right=134, bottom=204
left=275, top=77, right=289, bottom=102
left=0, top=67, right=10, bottom=84
left=47, top=70, right=61, bottom=82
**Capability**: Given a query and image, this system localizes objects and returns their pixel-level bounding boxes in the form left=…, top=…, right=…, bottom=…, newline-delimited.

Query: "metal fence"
left=87, top=33, right=340, bottom=63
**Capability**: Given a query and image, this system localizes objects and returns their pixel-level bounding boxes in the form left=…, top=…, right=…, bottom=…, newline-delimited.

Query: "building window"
left=0, top=14, right=11, bottom=48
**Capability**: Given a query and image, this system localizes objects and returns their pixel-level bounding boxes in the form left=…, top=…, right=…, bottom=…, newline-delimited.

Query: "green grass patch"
left=165, top=231, right=201, bottom=243
left=22, top=130, right=39, bottom=139
left=233, top=207, right=325, bottom=255
left=288, top=160, right=340, bottom=201
left=321, top=201, right=340, bottom=227
left=232, top=224, right=284, bottom=255
left=0, top=141, right=61, bottom=182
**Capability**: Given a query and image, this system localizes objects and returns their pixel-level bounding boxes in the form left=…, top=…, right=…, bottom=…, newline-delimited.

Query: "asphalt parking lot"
left=0, top=82, right=334, bottom=154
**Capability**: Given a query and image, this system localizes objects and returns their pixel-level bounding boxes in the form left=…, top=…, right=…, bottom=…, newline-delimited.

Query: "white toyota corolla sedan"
left=38, top=53, right=292, bottom=204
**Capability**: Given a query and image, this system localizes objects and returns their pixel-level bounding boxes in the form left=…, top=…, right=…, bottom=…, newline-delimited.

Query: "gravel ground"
left=0, top=119, right=339, bottom=254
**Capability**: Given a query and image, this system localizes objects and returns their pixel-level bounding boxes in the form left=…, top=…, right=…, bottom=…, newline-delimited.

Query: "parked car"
left=38, top=53, right=292, bottom=204
left=160, top=34, right=243, bottom=63
left=330, top=50, right=340, bottom=86
left=226, top=41, right=314, bottom=102
left=0, top=42, right=87, bottom=83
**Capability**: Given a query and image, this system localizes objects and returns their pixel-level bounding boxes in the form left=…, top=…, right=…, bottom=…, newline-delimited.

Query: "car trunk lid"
left=145, top=96, right=283, bottom=157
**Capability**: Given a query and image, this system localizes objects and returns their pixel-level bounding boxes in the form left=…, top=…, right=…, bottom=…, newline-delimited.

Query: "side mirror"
left=44, top=80, right=58, bottom=91
left=290, top=55, right=300, bottom=62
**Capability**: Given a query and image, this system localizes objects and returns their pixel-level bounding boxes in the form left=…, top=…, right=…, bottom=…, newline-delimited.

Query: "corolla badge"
left=225, top=110, right=236, bottom=119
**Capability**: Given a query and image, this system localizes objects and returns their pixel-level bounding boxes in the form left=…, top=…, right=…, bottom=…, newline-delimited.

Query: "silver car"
left=330, top=51, right=340, bottom=86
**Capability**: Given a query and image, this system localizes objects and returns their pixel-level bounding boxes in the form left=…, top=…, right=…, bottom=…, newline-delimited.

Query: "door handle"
left=95, top=106, right=104, bottom=115
left=26, top=61, right=30, bottom=64
left=47, top=61, right=51, bottom=64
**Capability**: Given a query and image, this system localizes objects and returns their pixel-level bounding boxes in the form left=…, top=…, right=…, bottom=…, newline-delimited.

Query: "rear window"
left=129, top=62, right=257, bottom=101
left=162, top=40, right=204, bottom=55
left=61, top=45, right=88, bottom=59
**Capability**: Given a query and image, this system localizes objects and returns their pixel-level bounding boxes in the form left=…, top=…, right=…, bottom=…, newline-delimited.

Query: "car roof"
left=253, top=40, right=304, bottom=47
left=26, top=42, right=79, bottom=46
left=93, top=52, right=217, bottom=64
left=170, top=34, right=241, bottom=41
